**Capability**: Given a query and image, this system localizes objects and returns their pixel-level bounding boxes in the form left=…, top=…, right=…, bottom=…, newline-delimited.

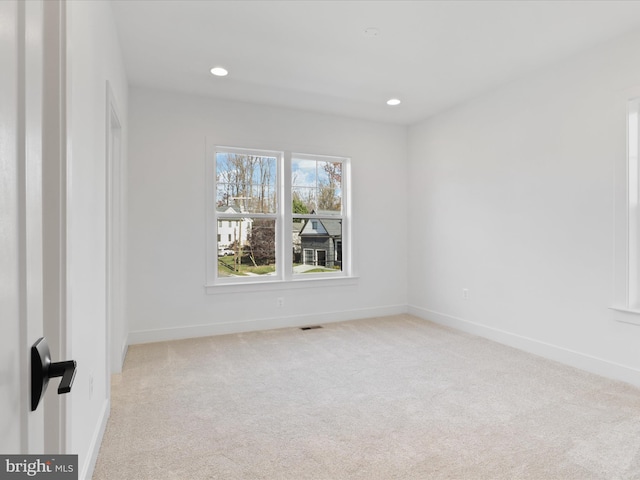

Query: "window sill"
left=205, top=275, right=359, bottom=295
left=610, top=306, right=640, bottom=326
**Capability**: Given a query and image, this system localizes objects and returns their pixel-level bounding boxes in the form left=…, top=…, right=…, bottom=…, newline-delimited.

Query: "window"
left=213, top=148, right=277, bottom=279
left=628, top=98, right=640, bottom=309
left=303, top=249, right=314, bottom=265
left=207, top=145, right=350, bottom=286
left=292, top=155, right=344, bottom=275
left=612, top=95, right=640, bottom=323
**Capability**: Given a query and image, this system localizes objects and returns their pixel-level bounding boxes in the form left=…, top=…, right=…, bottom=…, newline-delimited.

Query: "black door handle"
left=31, top=337, right=77, bottom=411
left=48, top=360, right=77, bottom=394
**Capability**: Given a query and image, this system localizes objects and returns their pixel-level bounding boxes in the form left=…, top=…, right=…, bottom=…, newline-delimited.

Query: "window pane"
left=317, top=161, right=342, bottom=213
left=292, top=186, right=315, bottom=213
left=292, top=158, right=342, bottom=215
left=217, top=218, right=276, bottom=277
left=216, top=152, right=277, bottom=214
left=292, top=217, right=342, bottom=274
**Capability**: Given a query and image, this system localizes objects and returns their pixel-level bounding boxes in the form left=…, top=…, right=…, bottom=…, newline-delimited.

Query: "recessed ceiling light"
left=386, top=98, right=401, bottom=106
left=364, top=27, right=380, bottom=37
left=210, top=67, right=228, bottom=77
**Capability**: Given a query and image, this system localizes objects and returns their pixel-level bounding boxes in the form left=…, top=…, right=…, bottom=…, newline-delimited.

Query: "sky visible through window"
left=216, top=153, right=277, bottom=214
left=292, top=158, right=342, bottom=214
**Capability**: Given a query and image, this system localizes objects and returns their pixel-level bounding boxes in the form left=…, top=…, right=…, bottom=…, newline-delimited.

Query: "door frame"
left=106, top=81, right=126, bottom=378
left=41, top=0, right=69, bottom=454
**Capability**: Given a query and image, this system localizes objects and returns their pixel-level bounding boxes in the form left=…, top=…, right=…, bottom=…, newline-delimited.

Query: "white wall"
left=408, top=29, right=640, bottom=385
left=127, top=88, right=408, bottom=343
left=66, top=1, right=128, bottom=477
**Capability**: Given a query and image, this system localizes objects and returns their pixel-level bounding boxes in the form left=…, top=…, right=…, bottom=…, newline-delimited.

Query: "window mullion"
left=343, top=158, right=351, bottom=277
left=282, top=152, right=293, bottom=281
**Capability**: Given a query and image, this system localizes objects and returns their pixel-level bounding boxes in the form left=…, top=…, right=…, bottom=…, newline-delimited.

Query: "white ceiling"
left=111, top=0, right=640, bottom=125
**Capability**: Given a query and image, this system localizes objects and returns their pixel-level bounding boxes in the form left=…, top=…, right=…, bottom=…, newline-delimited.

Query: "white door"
left=0, top=0, right=63, bottom=454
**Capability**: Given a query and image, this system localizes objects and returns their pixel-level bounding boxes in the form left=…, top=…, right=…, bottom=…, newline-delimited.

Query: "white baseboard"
left=80, top=398, right=110, bottom=480
left=128, top=304, right=408, bottom=345
left=409, top=305, right=640, bottom=388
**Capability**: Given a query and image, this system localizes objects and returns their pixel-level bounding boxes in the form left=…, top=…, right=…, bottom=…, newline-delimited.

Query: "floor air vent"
left=300, top=325, right=323, bottom=330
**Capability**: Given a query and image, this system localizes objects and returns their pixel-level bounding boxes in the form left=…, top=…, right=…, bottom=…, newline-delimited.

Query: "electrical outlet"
left=276, top=297, right=284, bottom=308
left=462, top=288, right=469, bottom=300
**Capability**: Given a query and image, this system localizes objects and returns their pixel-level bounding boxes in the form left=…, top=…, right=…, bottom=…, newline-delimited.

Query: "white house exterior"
left=217, top=205, right=252, bottom=255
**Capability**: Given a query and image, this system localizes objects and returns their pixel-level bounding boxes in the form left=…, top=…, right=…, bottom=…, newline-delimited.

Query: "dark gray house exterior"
left=299, top=217, right=342, bottom=269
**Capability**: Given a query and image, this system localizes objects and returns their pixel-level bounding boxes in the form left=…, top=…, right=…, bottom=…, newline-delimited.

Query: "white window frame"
left=612, top=95, right=640, bottom=324
left=206, top=143, right=354, bottom=292
left=290, top=152, right=349, bottom=280
left=629, top=98, right=640, bottom=310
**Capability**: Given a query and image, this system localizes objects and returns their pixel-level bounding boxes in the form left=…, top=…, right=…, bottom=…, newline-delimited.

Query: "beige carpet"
left=92, top=315, right=640, bottom=479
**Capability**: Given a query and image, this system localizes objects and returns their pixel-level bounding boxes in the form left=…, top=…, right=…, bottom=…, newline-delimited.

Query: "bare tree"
left=318, top=162, right=342, bottom=211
